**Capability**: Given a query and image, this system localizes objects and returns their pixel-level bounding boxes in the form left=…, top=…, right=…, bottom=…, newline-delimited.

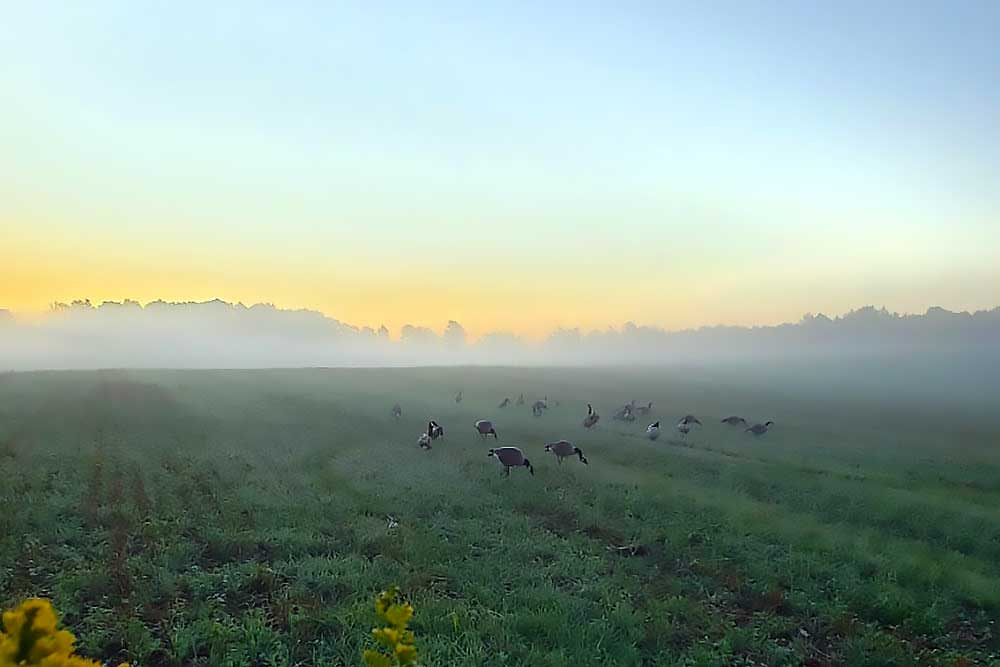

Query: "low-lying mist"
left=2, top=299, right=999, bottom=409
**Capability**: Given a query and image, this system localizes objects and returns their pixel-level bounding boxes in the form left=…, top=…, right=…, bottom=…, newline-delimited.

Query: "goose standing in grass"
left=475, top=419, right=498, bottom=439
left=428, top=420, right=445, bottom=440
left=635, top=402, right=654, bottom=417
left=583, top=404, right=600, bottom=428
left=646, top=421, right=660, bottom=441
left=455, top=391, right=463, bottom=404
left=391, top=403, right=402, bottom=419
left=676, top=415, right=700, bottom=437
left=745, top=421, right=774, bottom=436
left=488, top=447, right=534, bottom=477
left=498, top=397, right=511, bottom=408
left=613, top=402, right=636, bottom=422
left=545, top=440, right=588, bottom=465
left=531, top=398, right=548, bottom=417
left=721, top=416, right=747, bottom=427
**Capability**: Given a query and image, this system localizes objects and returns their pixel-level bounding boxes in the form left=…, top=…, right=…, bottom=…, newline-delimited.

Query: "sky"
left=2, top=1, right=998, bottom=338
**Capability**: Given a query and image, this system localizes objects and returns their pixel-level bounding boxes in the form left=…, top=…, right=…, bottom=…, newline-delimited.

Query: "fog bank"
left=1, top=299, right=999, bottom=370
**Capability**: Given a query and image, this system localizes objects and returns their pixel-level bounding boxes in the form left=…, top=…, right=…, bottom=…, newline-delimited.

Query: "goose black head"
left=574, top=447, right=588, bottom=464
left=487, top=449, right=496, bottom=457
left=765, top=420, right=774, bottom=427
left=523, top=458, right=534, bottom=475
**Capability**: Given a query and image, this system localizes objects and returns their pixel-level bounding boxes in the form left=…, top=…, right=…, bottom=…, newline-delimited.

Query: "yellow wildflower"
left=0, top=598, right=128, bottom=667
left=362, top=587, right=419, bottom=667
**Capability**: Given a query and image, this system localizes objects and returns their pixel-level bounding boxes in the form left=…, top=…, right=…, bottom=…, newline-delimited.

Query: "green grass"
left=1, top=367, right=998, bottom=666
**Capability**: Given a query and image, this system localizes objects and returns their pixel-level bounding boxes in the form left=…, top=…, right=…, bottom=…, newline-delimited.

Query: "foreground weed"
left=0, top=598, right=128, bottom=667
left=362, top=587, right=420, bottom=667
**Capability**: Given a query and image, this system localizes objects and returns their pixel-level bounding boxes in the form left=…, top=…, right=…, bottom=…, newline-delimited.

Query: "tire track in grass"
left=588, top=431, right=1000, bottom=575
left=588, top=455, right=1000, bottom=659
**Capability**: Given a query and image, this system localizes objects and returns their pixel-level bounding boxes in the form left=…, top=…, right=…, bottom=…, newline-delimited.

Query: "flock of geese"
left=393, top=395, right=774, bottom=478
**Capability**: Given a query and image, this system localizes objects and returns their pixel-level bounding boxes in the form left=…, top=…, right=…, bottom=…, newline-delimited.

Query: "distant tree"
left=442, top=320, right=467, bottom=347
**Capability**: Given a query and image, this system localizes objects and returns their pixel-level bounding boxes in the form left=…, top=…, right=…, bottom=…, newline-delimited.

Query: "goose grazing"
left=488, top=447, right=534, bottom=477
left=516, top=393, right=525, bottom=406
left=455, top=391, right=463, bottom=404
left=417, top=433, right=432, bottom=450
left=613, top=402, right=636, bottom=422
left=475, top=419, right=498, bottom=439
left=531, top=398, right=548, bottom=417
left=745, top=421, right=774, bottom=436
left=677, top=414, right=702, bottom=427
left=646, top=421, right=660, bottom=441
left=428, top=420, right=445, bottom=440
left=544, top=440, right=588, bottom=465
left=498, top=397, right=511, bottom=408
left=391, top=403, right=402, bottom=419
left=582, top=403, right=600, bottom=428
left=635, top=402, right=654, bottom=416
left=721, top=416, right=747, bottom=427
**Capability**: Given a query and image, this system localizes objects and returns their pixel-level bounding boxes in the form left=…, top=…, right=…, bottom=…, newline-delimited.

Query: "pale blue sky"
left=2, top=1, right=998, bottom=335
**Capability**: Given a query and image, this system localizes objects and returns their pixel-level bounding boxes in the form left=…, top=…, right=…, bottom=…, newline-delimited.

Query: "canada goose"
left=613, top=401, right=636, bottom=422
left=677, top=415, right=702, bottom=427
left=428, top=420, right=445, bottom=440
left=531, top=398, right=548, bottom=416
left=635, top=402, right=653, bottom=416
left=646, top=421, right=660, bottom=440
left=475, top=419, right=498, bottom=439
left=498, top=397, right=511, bottom=408
left=545, top=440, right=588, bottom=464
left=455, top=391, right=463, bottom=404
left=721, top=416, right=747, bottom=426
left=745, top=421, right=774, bottom=436
left=488, top=447, right=534, bottom=476
left=583, top=404, right=600, bottom=428
left=516, top=393, right=525, bottom=406
left=391, top=403, right=402, bottom=419
left=676, top=422, right=692, bottom=436
left=417, top=433, right=432, bottom=450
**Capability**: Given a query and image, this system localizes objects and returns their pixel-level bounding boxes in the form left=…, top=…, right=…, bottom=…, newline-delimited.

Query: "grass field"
left=1, top=367, right=998, bottom=666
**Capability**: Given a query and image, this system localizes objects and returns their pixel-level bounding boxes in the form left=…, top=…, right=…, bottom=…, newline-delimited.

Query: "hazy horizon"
left=3, top=297, right=998, bottom=371
left=4, top=296, right=1000, bottom=341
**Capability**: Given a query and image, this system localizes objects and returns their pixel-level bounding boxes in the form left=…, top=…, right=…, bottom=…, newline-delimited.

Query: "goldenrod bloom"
left=362, top=588, right=419, bottom=667
left=0, top=598, right=127, bottom=667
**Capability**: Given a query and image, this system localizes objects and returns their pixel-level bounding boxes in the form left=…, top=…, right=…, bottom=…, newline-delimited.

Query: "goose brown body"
left=544, top=440, right=588, bottom=464
left=475, top=420, right=498, bottom=438
left=488, top=447, right=534, bottom=476
left=746, top=421, right=774, bottom=436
